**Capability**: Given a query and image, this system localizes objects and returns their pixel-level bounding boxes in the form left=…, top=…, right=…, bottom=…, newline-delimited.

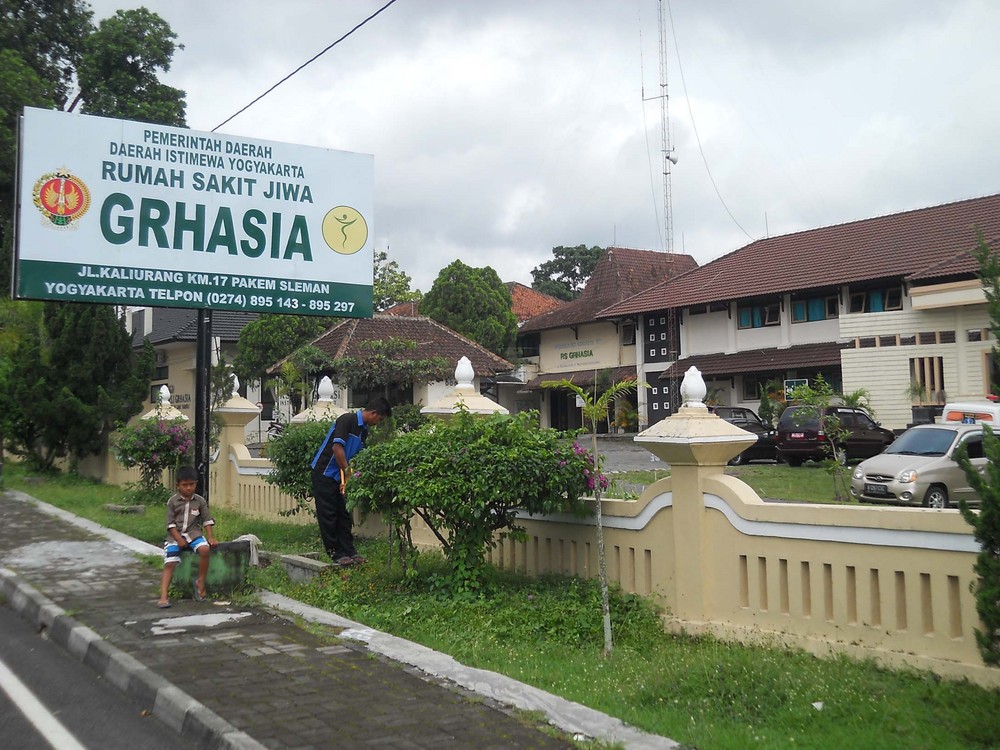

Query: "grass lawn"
left=612, top=461, right=852, bottom=505
left=4, top=464, right=999, bottom=750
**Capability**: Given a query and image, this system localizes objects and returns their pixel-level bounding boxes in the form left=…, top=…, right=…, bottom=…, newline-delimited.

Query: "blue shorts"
left=163, top=536, right=209, bottom=564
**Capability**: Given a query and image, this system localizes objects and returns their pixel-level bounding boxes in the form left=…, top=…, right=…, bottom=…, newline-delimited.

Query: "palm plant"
left=542, top=376, right=648, bottom=656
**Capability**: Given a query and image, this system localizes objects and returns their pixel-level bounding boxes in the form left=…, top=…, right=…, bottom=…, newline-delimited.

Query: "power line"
left=665, top=0, right=756, bottom=243
left=211, top=0, right=402, bottom=133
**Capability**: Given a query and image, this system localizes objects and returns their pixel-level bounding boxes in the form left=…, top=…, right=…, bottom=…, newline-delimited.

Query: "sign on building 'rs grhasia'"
left=14, top=107, right=374, bottom=317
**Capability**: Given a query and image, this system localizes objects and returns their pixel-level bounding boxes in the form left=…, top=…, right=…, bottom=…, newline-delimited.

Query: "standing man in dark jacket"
left=310, top=396, right=391, bottom=565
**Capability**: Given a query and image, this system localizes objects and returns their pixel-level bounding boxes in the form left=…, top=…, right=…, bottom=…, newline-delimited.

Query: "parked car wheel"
left=728, top=450, right=747, bottom=466
left=923, top=485, right=949, bottom=509
left=784, top=455, right=803, bottom=467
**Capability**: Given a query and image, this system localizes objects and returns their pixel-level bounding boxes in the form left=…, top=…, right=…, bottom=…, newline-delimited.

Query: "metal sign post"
left=194, top=309, right=212, bottom=502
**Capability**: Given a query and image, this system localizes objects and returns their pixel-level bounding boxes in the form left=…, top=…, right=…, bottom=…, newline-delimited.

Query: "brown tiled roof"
left=519, top=247, right=697, bottom=333
left=602, top=193, right=1000, bottom=317
left=524, top=365, right=637, bottom=390
left=505, top=282, right=565, bottom=323
left=382, top=301, right=422, bottom=316
left=659, top=341, right=850, bottom=378
left=273, top=314, right=513, bottom=377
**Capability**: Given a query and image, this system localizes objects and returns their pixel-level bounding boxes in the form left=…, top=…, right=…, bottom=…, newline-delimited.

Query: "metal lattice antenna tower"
left=658, top=0, right=675, bottom=255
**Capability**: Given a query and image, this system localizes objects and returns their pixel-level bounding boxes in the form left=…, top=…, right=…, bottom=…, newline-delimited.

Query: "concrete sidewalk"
left=0, top=490, right=680, bottom=750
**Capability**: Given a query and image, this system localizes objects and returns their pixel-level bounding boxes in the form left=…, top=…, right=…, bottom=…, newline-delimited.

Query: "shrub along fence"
left=74, top=393, right=994, bottom=687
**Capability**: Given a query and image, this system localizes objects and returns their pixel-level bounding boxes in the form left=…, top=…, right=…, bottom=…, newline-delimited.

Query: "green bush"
left=113, top=418, right=193, bottom=499
left=349, top=409, right=597, bottom=595
left=264, top=419, right=332, bottom=514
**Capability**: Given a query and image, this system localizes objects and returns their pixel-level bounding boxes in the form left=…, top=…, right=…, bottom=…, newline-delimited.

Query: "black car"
left=776, top=405, right=894, bottom=467
left=711, top=406, right=778, bottom=465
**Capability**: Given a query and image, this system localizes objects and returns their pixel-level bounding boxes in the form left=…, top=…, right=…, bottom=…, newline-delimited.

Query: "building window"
left=791, top=295, right=838, bottom=323
left=517, top=332, right=540, bottom=358
left=909, top=356, right=945, bottom=404
left=737, top=300, right=780, bottom=329
left=650, top=348, right=656, bottom=357
left=660, top=332, right=667, bottom=340
left=651, top=386, right=658, bottom=395
left=849, top=285, right=903, bottom=313
left=661, top=348, right=669, bottom=356
left=153, top=350, right=168, bottom=381
left=620, top=323, right=635, bottom=346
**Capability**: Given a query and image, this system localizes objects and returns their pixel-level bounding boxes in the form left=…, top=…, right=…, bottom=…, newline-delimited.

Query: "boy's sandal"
left=158, top=601, right=172, bottom=609
left=194, top=589, right=207, bottom=602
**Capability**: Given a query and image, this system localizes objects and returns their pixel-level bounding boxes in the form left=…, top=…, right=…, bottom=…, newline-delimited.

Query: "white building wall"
left=839, top=304, right=993, bottom=430
left=787, top=317, right=840, bottom=346
left=681, top=311, right=730, bottom=355
left=538, top=321, right=621, bottom=374
left=733, top=325, right=784, bottom=351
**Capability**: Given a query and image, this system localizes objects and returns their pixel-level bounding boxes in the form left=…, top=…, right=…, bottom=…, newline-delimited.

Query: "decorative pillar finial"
left=680, top=366, right=707, bottom=408
left=317, top=375, right=335, bottom=401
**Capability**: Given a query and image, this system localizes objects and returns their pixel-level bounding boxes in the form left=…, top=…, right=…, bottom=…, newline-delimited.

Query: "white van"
left=939, top=401, right=1000, bottom=425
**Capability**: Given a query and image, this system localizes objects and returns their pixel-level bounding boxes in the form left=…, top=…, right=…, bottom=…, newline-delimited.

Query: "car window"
left=855, top=412, right=876, bottom=429
left=836, top=412, right=856, bottom=428
left=963, top=436, right=985, bottom=460
left=886, top=427, right=958, bottom=456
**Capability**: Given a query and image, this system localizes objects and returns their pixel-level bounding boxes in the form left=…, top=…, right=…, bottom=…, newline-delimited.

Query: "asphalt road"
left=0, top=605, right=196, bottom=750
left=595, top=435, right=668, bottom=473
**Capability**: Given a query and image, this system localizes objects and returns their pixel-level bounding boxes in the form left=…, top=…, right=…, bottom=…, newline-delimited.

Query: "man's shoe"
left=351, top=555, right=367, bottom=564
left=334, top=556, right=355, bottom=566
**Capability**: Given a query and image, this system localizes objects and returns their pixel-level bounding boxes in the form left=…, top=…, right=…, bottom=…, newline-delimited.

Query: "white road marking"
left=0, top=656, right=88, bottom=750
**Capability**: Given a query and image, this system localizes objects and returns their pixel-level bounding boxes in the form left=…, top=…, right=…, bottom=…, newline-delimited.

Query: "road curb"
left=0, top=566, right=266, bottom=750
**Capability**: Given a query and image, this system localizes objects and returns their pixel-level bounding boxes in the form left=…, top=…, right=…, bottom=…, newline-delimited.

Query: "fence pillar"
left=215, top=376, right=261, bottom=507
left=634, top=366, right=755, bottom=622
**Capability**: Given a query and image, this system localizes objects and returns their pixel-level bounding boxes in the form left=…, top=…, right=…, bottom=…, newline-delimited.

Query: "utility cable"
left=211, top=0, right=401, bottom=132
left=665, top=0, right=756, bottom=242
left=638, top=3, right=665, bottom=252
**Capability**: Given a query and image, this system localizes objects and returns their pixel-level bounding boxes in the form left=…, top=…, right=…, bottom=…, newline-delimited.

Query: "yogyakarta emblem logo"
left=33, top=168, right=91, bottom=228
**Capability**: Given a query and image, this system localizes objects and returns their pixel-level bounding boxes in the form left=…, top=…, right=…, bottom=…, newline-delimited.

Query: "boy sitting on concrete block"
left=158, top=466, right=217, bottom=608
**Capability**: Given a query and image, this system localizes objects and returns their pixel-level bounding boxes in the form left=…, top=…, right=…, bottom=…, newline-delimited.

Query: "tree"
left=76, top=7, right=186, bottom=125
left=1, top=305, right=153, bottom=469
left=0, top=0, right=92, bottom=109
left=785, top=376, right=852, bottom=501
left=374, top=250, right=421, bottom=312
left=954, top=232, right=1000, bottom=665
left=233, top=315, right=334, bottom=387
left=421, top=260, right=517, bottom=357
left=0, top=5, right=183, bottom=467
left=326, top=338, right=452, bottom=402
left=530, top=245, right=604, bottom=302
left=542, top=377, right=645, bottom=656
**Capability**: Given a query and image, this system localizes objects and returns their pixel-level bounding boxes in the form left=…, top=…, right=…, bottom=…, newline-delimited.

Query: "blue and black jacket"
left=311, top=410, right=368, bottom=480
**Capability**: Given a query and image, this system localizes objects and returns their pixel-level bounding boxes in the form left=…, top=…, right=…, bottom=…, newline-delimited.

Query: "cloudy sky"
left=88, top=0, right=1000, bottom=292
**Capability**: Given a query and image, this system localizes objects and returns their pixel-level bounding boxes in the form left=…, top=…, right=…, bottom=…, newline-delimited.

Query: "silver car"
left=850, top=423, right=988, bottom=508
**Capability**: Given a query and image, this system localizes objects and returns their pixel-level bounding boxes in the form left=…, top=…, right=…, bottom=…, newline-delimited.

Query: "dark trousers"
left=311, top=470, right=357, bottom=560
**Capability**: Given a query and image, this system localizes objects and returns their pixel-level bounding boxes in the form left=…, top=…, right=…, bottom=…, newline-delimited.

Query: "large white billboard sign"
left=15, top=107, right=374, bottom=317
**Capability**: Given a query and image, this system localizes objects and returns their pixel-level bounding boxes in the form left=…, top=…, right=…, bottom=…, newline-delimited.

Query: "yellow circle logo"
left=322, top=206, right=368, bottom=255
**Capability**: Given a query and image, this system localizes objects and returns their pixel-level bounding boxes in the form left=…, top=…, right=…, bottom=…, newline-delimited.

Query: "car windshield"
left=778, top=407, right=819, bottom=429
left=885, top=427, right=958, bottom=456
